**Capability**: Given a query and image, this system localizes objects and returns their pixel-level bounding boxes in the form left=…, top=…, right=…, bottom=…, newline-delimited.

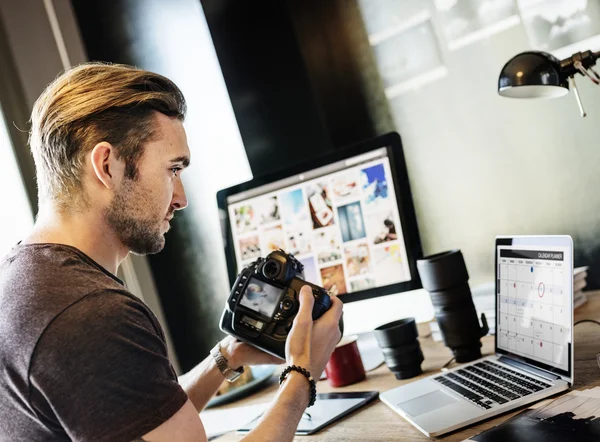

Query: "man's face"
left=104, top=113, right=190, bottom=255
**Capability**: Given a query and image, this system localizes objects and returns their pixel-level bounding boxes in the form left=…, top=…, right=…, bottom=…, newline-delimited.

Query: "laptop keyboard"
left=433, top=360, right=553, bottom=410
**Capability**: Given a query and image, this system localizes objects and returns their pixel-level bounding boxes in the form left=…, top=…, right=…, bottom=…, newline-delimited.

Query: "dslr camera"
left=220, top=249, right=342, bottom=359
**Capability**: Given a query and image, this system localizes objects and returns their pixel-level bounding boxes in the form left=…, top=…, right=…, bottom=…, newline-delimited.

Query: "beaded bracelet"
left=279, top=365, right=317, bottom=407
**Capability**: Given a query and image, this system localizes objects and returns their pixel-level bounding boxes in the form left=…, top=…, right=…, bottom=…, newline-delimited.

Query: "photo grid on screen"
left=228, top=154, right=411, bottom=296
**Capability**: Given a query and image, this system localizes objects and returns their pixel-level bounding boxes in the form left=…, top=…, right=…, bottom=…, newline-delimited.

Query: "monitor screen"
left=217, top=132, right=423, bottom=303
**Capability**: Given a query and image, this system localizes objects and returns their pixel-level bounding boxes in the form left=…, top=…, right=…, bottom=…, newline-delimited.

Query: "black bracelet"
left=279, top=365, right=317, bottom=407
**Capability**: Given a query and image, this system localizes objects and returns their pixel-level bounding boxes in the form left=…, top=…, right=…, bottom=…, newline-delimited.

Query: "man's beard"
left=104, top=179, right=167, bottom=255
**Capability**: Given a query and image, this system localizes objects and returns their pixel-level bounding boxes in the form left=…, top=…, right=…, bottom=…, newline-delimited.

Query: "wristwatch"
left=211, top=342, right=244, bottom=382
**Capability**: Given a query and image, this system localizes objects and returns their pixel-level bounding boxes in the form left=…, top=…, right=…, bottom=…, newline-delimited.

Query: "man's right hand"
left=144, top=285, right=343, bottom=442
left=285, top=285, right=343, bottom=376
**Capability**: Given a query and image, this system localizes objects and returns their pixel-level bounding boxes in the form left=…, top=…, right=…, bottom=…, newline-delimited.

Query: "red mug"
left=324, top=336, right=366, bottom=387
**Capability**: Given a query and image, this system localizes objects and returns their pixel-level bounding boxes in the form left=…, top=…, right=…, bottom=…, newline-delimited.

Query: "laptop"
left=380, top=235, right=574, bottom=437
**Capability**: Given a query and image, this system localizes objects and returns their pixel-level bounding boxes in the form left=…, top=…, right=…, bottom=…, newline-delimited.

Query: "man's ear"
left=90, top=142, right=124, bottom=189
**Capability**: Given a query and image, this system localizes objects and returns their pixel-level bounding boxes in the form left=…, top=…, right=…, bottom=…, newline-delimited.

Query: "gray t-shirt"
left=0, top=243, right=188, bottom=441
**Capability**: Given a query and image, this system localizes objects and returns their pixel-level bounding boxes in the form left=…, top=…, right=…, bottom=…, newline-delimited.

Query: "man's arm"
left=138, top=372, right=309, bottom=442
left=178, top=335, right=282, bottom=412
left=141, top=286, right=343, bottom=442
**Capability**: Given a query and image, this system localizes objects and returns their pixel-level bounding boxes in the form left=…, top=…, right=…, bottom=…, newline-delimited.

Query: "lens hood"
left=374, top=317, right=418, bottom=348
left=417, top=250, right=469, bottom=292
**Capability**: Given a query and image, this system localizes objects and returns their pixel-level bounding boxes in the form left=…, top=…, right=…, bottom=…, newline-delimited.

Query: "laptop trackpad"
left=399, top=390, right=458, bottom=417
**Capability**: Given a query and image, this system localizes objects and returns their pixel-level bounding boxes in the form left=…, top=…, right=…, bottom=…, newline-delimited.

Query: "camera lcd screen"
left=239, top=277, right=284, bottom=319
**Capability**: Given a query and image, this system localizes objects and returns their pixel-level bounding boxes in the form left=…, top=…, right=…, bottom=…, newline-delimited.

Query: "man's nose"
left=172, top=179, right=188, bottom=210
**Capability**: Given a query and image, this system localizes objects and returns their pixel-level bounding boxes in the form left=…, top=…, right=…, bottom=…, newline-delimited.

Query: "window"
left=0, top=104, right=33, bottom=257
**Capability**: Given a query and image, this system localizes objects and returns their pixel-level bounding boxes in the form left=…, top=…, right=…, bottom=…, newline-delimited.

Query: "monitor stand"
left=344, top=289, right=435, bottom=372
left=342, top=288, right=434, bottom=336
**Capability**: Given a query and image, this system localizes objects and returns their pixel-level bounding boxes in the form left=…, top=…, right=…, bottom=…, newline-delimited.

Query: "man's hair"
left=29, top=62, right=187, bottom=210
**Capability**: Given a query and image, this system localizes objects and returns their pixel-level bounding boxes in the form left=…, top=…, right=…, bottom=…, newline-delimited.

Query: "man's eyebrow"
left=170, top=156, right=190, bottom=167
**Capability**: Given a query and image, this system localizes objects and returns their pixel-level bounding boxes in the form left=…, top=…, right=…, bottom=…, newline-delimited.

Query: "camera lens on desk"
left=374, top=318, right=424, bottom=380
left=417, top=250, right=488, bottom=363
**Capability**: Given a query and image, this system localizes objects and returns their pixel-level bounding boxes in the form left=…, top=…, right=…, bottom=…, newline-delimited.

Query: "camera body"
left=220, top=249, right=338, bottom=359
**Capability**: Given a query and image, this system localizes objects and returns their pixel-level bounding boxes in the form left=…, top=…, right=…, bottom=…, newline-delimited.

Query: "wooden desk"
left=214, top=291, right=600, bottom=441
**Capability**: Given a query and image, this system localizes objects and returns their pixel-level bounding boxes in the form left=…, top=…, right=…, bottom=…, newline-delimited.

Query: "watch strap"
left=211, top=343, right=244, bottom=382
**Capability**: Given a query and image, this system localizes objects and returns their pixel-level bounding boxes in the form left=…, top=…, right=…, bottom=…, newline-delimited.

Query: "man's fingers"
left=295, top=285, right=315, bottom=323
left=330, top=295, right=343, bottom=317
left=322, top=293, right=343, bottom=322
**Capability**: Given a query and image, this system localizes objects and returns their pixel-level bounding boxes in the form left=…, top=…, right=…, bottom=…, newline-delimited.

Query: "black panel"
left=200, top=0, right=335, bottom=177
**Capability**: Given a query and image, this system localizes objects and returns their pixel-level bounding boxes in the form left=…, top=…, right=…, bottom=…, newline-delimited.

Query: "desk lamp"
left=498, top=50, right=600, bottom=117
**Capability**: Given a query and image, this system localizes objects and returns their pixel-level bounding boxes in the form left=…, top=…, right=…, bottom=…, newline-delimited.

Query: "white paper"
left=200, top=402, right=269, bottom=439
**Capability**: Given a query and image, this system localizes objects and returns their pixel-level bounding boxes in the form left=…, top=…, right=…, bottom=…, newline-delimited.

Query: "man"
left=0, top=63, right=343, bottom=441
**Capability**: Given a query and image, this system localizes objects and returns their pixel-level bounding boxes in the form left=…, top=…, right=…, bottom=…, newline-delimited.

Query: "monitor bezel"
left=216, top=132, right=424, bottom=304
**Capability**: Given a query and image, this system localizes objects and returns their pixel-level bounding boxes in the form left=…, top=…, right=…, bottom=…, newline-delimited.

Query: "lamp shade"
left=498, top=51, right=569, bottom=99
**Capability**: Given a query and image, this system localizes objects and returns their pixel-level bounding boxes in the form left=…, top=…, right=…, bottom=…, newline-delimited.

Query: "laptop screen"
left=496, top=236, right=573, bottom=378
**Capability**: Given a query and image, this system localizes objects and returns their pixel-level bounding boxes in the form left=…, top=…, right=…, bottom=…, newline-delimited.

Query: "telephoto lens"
left=374, top=318, right=424, bottom=380
left=417, top=250, right=489, bottom=363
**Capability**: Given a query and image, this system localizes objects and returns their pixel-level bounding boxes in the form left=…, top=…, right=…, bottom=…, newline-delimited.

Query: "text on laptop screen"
left=497, top=245, right=571, bottom=371
left=226, top=148, right=411, bottom=297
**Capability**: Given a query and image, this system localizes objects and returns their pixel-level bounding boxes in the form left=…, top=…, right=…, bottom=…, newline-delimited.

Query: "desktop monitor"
left=217, top=132, right=434, bottom=335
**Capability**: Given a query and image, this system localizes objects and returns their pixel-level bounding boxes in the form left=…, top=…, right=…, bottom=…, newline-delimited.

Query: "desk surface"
left=213, top=291, right=600, bottom=441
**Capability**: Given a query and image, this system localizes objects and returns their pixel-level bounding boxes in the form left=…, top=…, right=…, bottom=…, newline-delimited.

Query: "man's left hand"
left=219, top=335, right=284, bottom=368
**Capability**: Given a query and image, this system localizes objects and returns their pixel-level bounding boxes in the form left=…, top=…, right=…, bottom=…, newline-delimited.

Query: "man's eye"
left=170, top=167, right=182, bottom=176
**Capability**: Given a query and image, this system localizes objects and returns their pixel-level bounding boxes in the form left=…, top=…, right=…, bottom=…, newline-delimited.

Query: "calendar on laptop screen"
left=497, top=246, right=571, bottom=371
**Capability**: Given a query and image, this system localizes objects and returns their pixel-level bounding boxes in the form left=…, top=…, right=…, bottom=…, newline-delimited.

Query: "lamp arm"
left=574, top=61, right=600, bottom=85
left=560, top=50, right=599, bottom=77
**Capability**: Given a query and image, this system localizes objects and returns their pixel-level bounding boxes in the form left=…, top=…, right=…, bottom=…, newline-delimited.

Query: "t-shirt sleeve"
left=28, top=290, right=188, bottom=442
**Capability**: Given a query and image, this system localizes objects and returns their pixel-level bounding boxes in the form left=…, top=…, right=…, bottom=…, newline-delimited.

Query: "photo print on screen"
left=320, top=264, right=348, bottom=296
left=307, top=181, right=335, bottom=229
left=285, top=229, right=312, bottom=256
left=337, top=202, right=367, bottom=243
left=313, top=227, right=343, bottom=264
left=234, top=204, right=257, bottom=233
left=372, top=243, right=407, bottom=286
left=239, top=235, right=261, bottom=262
left=239, top=278, right=283, bottom=318
left=350, top=277, right=377, bottom=291
left=361, top=163, right=389, bottom=206
left=261, top=225, right=285, bottom=253
left=366, top=210, right=398, bottom=245
left=332, top=170, right=361, bottom=202
left=255, top=196, right=280, bottom=225
left=280, top=188, right=309, bottom=225
left=344, top=242, right=371, bottom=277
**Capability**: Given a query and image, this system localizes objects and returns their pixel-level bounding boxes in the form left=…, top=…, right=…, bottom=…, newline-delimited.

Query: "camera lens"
left=417, top=250, right=489, bottom=363
left=262, top=260, right=281, bottom=279
left=374, top=317, right=423, bottom=380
